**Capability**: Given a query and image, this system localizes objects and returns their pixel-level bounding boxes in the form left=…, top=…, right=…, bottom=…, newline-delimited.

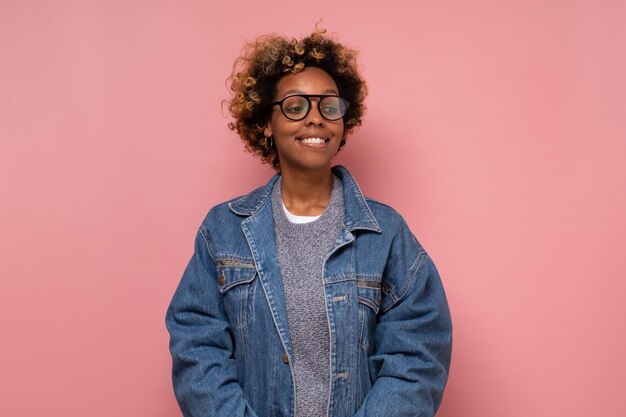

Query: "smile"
left=297, top=137, right=329, bottom=144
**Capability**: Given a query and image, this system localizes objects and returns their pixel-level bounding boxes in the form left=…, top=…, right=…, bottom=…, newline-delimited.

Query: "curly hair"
left=226, top=26, right=367, bottom=169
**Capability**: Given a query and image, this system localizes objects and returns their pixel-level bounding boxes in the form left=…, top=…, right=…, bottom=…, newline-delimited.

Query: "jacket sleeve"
left=165, top=227, right=259, bottom=417
left=354, top=220, right=453, bottom=417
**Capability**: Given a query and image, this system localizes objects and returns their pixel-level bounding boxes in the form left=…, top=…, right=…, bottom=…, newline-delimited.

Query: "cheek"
left=272, top=119, right=299, bottom=137
left=333, top=121, right=345, bottom=137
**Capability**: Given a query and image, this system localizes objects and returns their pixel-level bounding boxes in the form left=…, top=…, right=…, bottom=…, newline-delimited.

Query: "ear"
left=263, top=125, right=272, bottom=138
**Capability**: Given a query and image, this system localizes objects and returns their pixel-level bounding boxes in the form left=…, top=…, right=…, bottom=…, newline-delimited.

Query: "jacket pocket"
left=357, top=279, right=381, bottom=314
left=216, top=261, right=258, bottom=327
left=356, top=279, right=381, bottom=353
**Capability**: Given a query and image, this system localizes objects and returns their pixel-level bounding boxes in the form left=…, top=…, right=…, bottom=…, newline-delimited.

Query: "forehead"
left=275, top=67, right=339, bottom=98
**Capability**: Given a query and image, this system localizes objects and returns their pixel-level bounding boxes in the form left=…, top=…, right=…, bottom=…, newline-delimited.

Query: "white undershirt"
left=282, top=201, right=321, bottom=224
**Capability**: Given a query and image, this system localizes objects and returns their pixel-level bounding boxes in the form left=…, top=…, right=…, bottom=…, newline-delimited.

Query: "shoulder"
left=364, top=196, right=410, bottom=231
left=364, top=196, right=427, bottom=252
left=199, top=194, right=249, bottom=230
left=199, top=177, right=277, bottom=229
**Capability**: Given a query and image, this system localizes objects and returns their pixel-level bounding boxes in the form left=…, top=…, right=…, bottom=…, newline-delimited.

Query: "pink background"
left=1, top=1, right=625, bottom=416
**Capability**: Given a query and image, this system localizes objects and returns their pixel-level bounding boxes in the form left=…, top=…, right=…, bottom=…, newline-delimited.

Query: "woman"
left=166, top=27, right=452, bottom=417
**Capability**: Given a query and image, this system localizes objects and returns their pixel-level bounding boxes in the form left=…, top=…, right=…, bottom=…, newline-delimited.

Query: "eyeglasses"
left=272, top=94, right=350, bottom=121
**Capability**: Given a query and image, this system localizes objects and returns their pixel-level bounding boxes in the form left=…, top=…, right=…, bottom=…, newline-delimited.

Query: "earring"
left=263, top=136, right=273, bottom=150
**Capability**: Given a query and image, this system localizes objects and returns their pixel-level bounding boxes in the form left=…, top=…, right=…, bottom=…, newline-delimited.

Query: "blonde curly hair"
left=226, top=27, right=367, bottom=169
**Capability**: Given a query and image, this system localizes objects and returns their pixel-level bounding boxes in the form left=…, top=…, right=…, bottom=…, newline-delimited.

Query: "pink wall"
left=1, top=1, right=624, bottom=416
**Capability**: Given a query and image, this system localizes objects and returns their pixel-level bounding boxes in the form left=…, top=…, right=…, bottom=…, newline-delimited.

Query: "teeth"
left=300, top=137, right=326, bottom=144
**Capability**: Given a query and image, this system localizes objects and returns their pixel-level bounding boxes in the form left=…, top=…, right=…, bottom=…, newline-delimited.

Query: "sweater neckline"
left=271, top=175, right=344, bottom=238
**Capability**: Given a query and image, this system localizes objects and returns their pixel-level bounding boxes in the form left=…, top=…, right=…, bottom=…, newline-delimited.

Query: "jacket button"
left=218, top=272, right=225, bottom=286
left=281, top=354, right=289, bottom=364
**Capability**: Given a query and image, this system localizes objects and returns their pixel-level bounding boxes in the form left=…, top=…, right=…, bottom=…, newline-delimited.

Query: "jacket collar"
left=228, top=165, right=381, bottom=233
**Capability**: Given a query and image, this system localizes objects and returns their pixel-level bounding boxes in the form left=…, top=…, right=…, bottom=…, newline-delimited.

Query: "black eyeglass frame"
left=271, top=94, right=350, bottom=121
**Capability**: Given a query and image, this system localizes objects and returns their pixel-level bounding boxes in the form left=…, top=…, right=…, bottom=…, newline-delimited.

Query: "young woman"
left=166, top=28, right=452, bottom=417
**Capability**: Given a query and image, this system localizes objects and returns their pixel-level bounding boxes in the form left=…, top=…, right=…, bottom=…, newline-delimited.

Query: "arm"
left=165, top=228, right=259, bottom=417
left=355, top=223, right=452, bottom=417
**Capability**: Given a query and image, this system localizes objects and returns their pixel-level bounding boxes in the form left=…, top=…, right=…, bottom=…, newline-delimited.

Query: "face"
left=264, top=67, right=345, bottom=174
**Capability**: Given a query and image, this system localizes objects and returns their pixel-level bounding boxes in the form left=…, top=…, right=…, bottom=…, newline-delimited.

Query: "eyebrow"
left=280, top=88, right=339, bottom=97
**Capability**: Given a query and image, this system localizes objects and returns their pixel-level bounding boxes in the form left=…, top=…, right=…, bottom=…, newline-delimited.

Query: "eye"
left=320, top=97, right=346, bottom=119
left=321, top=105, right=339, bottom=115
left=286, top=105, right=305, bottom=114
left=282, top=97, right=308, bottom=115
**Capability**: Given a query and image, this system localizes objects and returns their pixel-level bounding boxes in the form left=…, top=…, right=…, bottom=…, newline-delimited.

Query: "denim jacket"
left=166, top=165, right=452, bottom=417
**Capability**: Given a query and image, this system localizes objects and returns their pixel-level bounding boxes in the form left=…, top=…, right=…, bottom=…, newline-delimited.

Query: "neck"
left=279, top=167, right=333, bottom=216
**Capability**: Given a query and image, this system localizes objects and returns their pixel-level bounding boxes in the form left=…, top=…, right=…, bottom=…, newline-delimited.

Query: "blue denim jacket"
left=166, top=165, right=452, bottom=417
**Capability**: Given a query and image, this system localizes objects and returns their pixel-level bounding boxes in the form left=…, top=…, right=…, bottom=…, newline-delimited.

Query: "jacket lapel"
left=240, top=197, right=294, bottom=356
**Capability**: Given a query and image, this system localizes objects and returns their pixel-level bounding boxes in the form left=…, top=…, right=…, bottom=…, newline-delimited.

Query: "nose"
left=304, top=100, right=324, bottom=126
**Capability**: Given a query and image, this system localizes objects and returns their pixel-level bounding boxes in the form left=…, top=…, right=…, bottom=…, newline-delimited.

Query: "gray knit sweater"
left=271, top=176, right=344, bottom=417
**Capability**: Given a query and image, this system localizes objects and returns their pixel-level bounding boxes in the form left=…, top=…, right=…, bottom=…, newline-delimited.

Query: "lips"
left=298, top=137, right=328, bottom=144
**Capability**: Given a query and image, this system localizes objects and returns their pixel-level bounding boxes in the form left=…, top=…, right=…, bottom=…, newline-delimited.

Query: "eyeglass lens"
left=281, top=96, right=347, bottom=121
